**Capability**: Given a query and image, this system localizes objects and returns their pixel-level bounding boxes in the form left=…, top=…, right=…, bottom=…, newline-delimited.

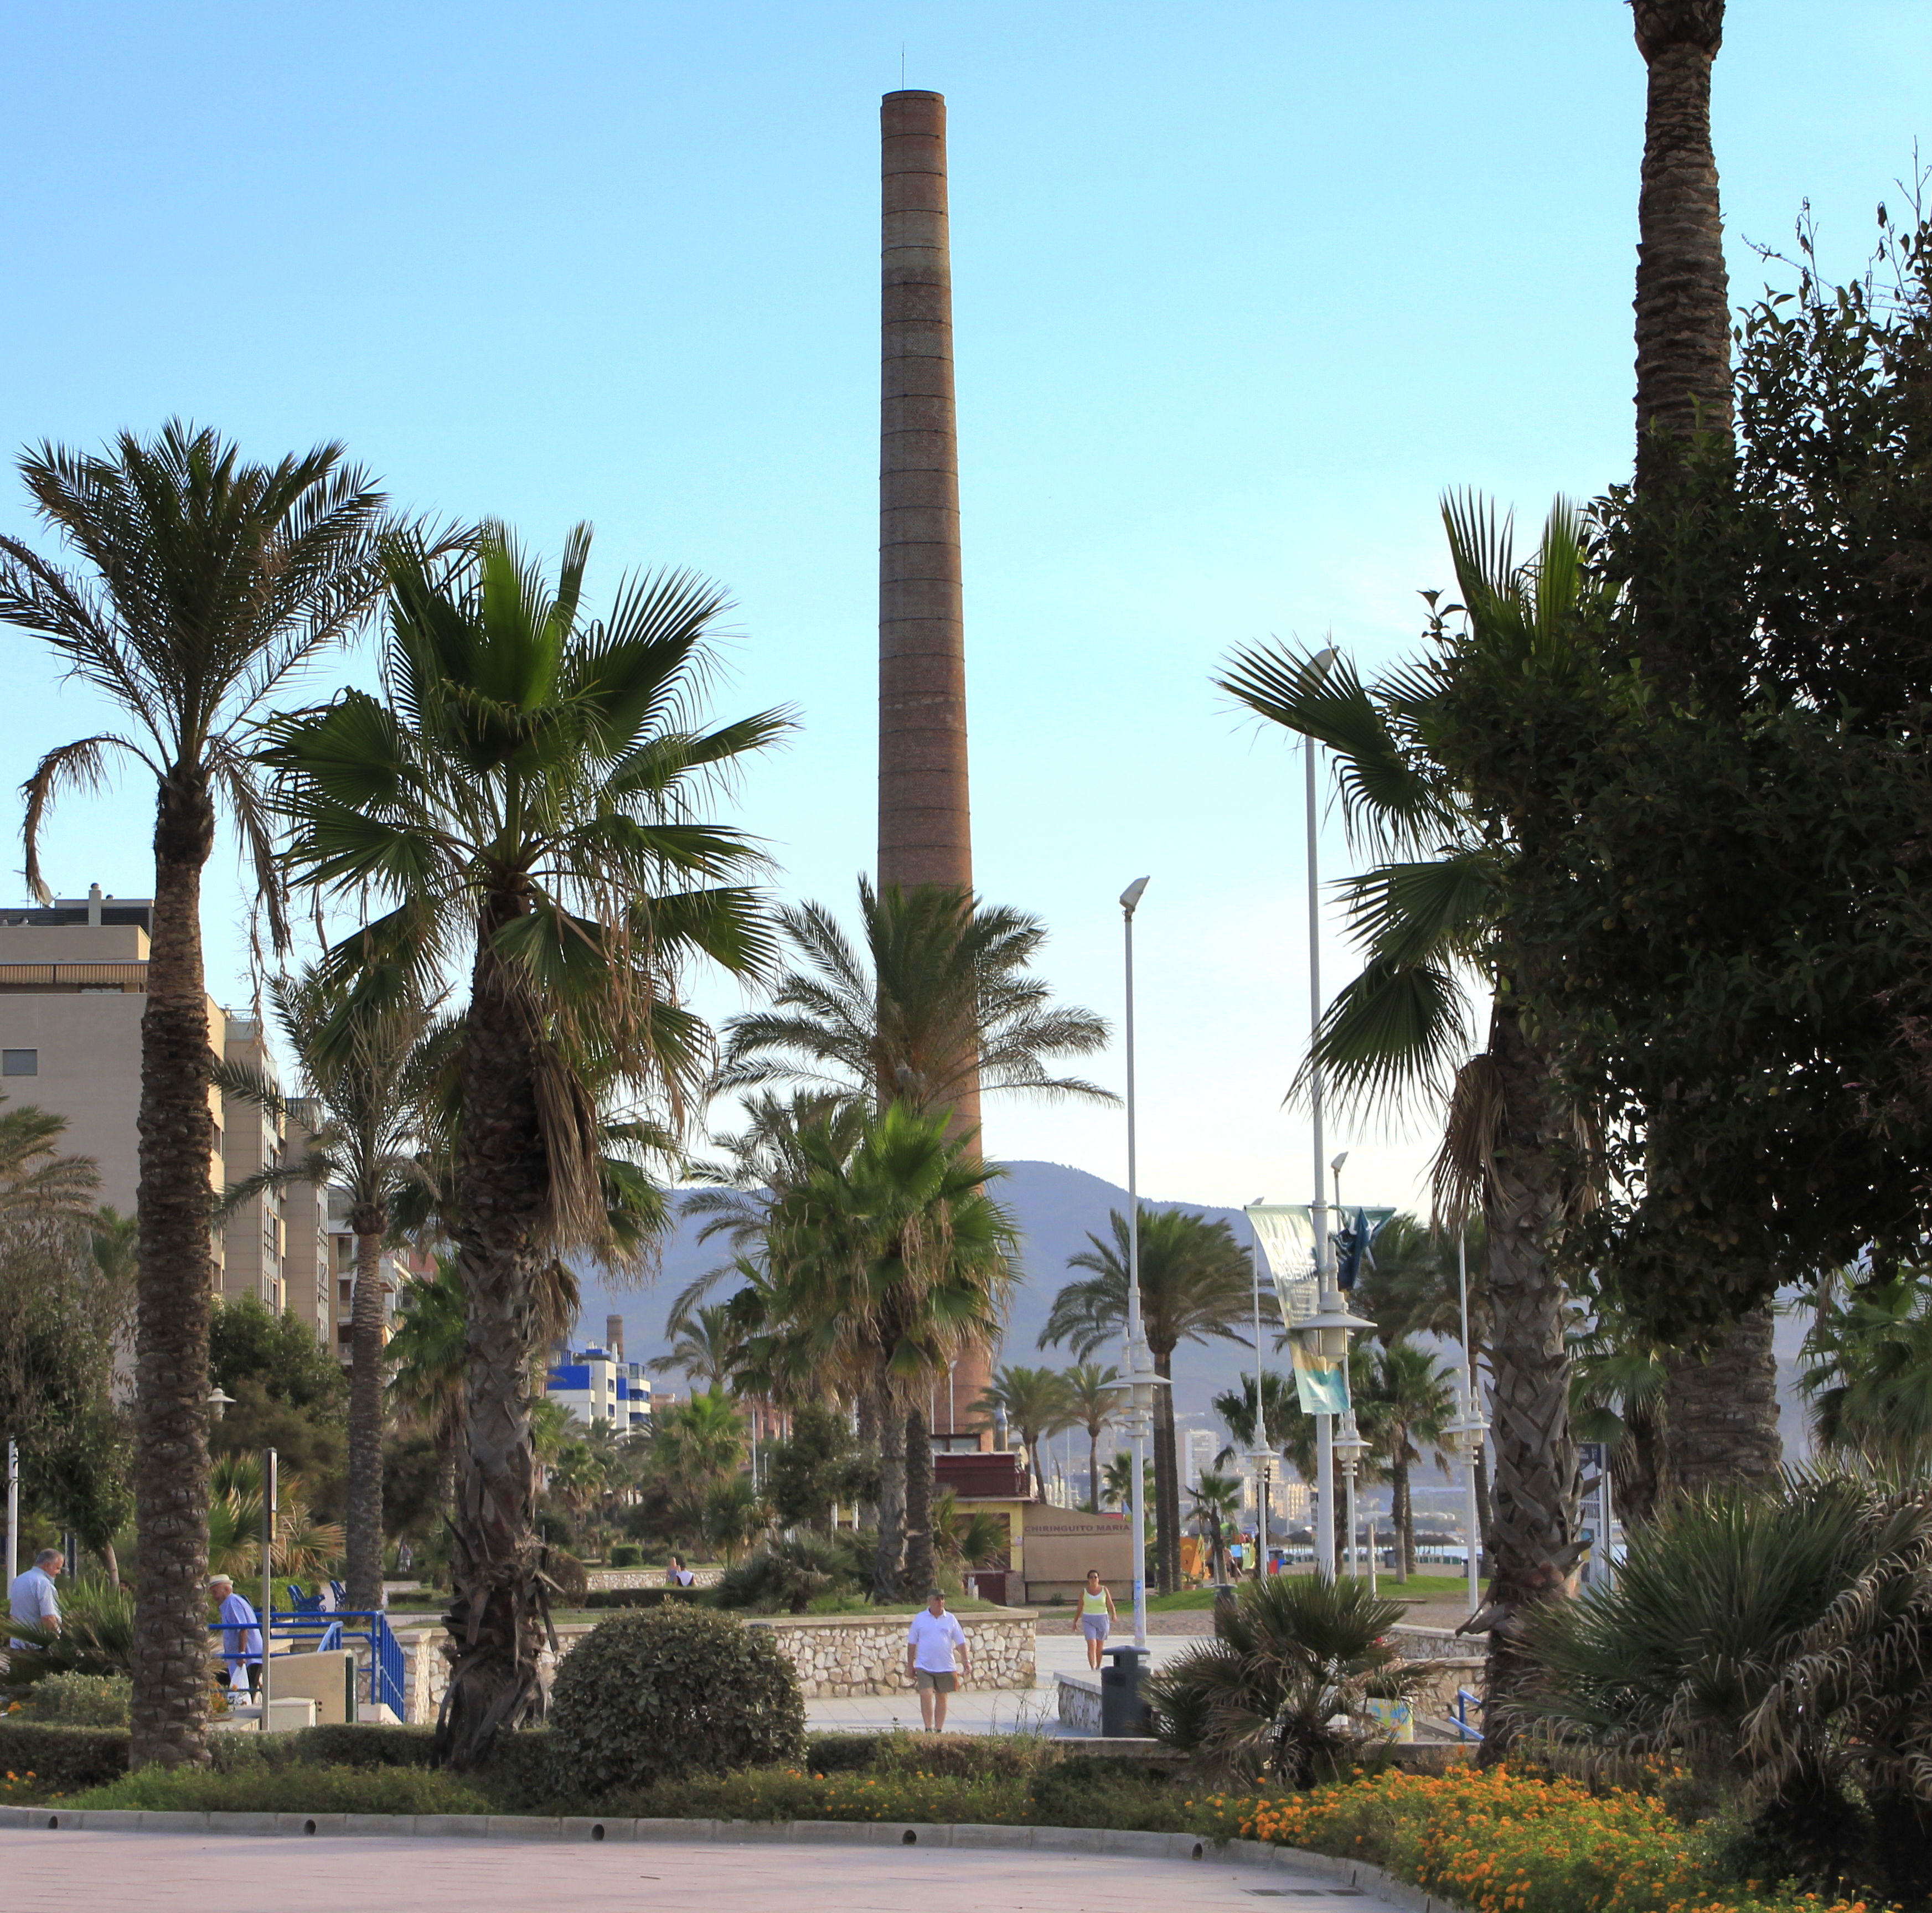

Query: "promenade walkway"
left=1, top=1829, right=1405, bottom=1912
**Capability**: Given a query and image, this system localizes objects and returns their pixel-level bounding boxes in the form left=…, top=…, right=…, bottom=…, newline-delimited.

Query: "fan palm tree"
left=213, top=962, right=434, bottom=1614
left=1043, top=1207, right=1253, bottom=1594
left=1571, top=1320, right=1673, bottom=1524
left=0, top=422, right=389, bottom=1768
left=264, top=523, right=785, bottom=1766
left=1061, top=1362, right=1125, bottom=1512
left=1801, top=1273, right=1932, bottom=1478
left=1366, top=1338, right=1456, bottom=1580
left=933, top=1488, right=1009, bottom=1571
left=1103, top=1451, right=1153, bottom=1522
left=971, top=1364, right=1073, bottom=1493
left=1218, top=497, right=1606, bottom=1741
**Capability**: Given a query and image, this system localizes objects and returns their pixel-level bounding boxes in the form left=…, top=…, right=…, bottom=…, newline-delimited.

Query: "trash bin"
left=1099, top=1645, right=1150, bottom=1736
left=1212, top=1582, right=1240, bottom=1637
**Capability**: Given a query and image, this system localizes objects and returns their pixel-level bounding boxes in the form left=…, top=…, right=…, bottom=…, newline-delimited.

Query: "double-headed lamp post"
left=1119, top=876, right=1165, bottom=1651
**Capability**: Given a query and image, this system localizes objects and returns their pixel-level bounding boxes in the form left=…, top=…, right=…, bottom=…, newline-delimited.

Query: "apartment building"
left=0, top=887, right=327, bottom=1339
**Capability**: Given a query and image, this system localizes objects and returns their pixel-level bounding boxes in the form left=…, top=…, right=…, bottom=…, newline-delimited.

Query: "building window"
left=2, top=1049, right=37, bottom=1077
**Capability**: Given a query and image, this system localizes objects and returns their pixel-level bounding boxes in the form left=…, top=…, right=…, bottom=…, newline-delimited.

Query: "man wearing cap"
left=903, top=1588, right=972, bottom=1733
left=209, top=1575, right=262, bottom=1700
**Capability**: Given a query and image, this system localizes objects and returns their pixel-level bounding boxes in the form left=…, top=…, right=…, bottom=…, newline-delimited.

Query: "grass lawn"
left=1141, top=1573, right=1470, bottom=1611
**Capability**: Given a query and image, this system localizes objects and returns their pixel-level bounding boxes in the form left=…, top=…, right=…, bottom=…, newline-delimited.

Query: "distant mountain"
left=577, top=1158, right=1268, bottom=1442
left=578, top=1157, right=1817, bottom=1483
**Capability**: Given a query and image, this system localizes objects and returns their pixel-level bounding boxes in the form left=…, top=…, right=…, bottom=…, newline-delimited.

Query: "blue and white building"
left=545, top=1344, right=654, bottom=1431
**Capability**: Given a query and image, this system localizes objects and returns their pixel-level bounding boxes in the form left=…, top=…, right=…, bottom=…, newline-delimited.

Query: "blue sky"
left=2, top=2, right=1926, bottom=1213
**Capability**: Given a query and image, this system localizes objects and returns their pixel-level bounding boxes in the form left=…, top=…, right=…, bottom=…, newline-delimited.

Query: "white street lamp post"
left=1245, top=1206, right=1272, bottom=1581
left=1120, top=876, right=1153, bottom=1651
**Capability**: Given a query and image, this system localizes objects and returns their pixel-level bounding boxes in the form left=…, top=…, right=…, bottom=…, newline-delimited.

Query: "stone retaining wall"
left=392, top=1609, right=1037, bottom=1716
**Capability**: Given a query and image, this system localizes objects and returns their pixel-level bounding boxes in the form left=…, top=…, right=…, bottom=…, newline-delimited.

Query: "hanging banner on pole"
left=1245, top=1203, right=1316, bottom=1328
left=1290, top=1340, right=1350, bottom=1415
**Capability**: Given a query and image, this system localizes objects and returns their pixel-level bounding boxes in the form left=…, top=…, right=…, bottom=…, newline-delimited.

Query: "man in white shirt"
left=8, top=1547, right=63, bottom=1650
left=209, top=1575, right=264, bottom=1699
left=904, top=1589, right=971, bottom=1731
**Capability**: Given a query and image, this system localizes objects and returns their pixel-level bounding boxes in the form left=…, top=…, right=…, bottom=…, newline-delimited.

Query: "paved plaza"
left=0, top=1831, right=1401, bottom=1912
left=802, top=1630, right=1198, bottom=1734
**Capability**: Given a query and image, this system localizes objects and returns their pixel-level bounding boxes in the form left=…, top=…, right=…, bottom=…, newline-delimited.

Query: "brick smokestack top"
left=605, top=1315, right=624, bottom=1365
left=880, top=90, right=989, bottom=1447
left=880, top=89, right=972, bottom=893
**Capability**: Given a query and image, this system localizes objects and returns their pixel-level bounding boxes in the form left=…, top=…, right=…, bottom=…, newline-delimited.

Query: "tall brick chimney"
left=605, top=1314, right=624, bottom=1365
left=880, top=89, right=990, bottom=1447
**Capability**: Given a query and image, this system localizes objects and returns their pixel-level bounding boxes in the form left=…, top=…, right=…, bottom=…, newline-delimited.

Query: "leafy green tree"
left=265, top=523, right=783, bottom=1766
left=1043, top=1207, right=1252, bottom=1594
left=1220, top=501, right=1607, bottom=1735
left=970, top=1364, right=1073, bottom=1493
left=762, top=1400, right=876, bottom=1533
left=0, top=423, right=389, bottom=1768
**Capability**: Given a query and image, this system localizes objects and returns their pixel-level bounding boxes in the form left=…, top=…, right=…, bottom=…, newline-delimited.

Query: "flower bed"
left=1222, top=1766, right=1888, bottom=1913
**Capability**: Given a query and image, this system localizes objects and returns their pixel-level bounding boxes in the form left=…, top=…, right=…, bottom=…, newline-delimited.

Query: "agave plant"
left=1145, top=1572, right=1427, bottom=1784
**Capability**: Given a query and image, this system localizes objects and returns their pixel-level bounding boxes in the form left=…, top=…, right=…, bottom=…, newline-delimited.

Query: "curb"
left=0, top=1806, right=1463, bottom=1905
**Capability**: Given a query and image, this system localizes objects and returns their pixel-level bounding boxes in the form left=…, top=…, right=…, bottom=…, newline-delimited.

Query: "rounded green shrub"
left=547, top=1605, right=805, bottom=1796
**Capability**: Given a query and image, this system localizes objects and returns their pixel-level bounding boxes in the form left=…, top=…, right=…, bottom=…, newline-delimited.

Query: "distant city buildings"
left=545, top=1332, right=654, bottom=1431
left=1185, top=1428, right=1215, bottom=1490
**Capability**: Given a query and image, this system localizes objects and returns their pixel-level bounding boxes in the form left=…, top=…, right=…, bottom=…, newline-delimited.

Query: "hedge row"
left=0, top=1721, right=130, bottom=1795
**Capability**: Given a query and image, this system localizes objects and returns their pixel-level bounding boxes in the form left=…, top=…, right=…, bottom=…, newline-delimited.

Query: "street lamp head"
left=1330, top=1151, right=1349, bottom=1177
left=1119, top=876, right=1150, bottom=916
left=1313, top=645, right=1339, bottom=676
left=208, top=1387, right=235, bottom=1421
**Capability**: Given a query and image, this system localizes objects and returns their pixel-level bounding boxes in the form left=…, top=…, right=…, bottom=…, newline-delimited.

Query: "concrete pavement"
left=0, top=1831, right=1402, bottom=1912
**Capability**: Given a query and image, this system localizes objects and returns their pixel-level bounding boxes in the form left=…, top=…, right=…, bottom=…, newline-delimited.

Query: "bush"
left=609, top=1543, right=644, bottom=1568
left=24, top=1672, right=130, bottom=1727
left=582, top=1585, right=710, bottom=1611
left=715, top=1531, right=871, bottom=1612
left=69, top=1760, right=488, bottom=1816
left=547, top=1606, right=805, bottom=1796
left=0, top=1721, right=129, bottom=1797
left=286, top=1723, right=436, bottom=1769
left=1026, top=1755, right=1194, bottom=1833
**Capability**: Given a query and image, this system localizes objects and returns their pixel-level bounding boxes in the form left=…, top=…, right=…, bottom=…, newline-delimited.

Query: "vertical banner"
left=1246, top=1204, right=1317, bottom=1330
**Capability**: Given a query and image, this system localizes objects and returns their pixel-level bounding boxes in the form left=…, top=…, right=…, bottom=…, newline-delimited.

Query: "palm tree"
left=971, top=1364, right=1073, bottom=1493
left=1219, top=499, right=1606, bottom=1741
left=1103, top=1451, right=1153, bottom=1522
left=213, top=963, right=433, bottom=1614
left=648, top=1302, right=745, bottom=1395
left=1365, top=1339, right=1456, bottom=1580
left=717, top=877, right=1112, bottom=1118
left=1570, top=1321, right=1673, bottom=1525
left=1061, top=1361, right=1125, bottom=1512
left=1189, top=1472, right=1242, bottom=1583
left=753, top=1101, right=1015, bottom=1599
left=1801, top=1273, right=1932, bottom=1478
left=933, top=1488, right=1010, bottom=1571
left=385, top=1255, right=467, bottom=1518
left=0, top=422, right=389, bottom=1767
left=1632, top=0, right=1732, bottom=485
left=264, top=523, right=784, bottom=1766
left=1042, top=1207, right=1253, bottom=1593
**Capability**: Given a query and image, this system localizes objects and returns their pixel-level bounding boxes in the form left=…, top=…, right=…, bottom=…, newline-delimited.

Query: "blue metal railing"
left=1448, top=1685, right=1485, bottom=1742
left=208, top=1607, right=406, bottom=1718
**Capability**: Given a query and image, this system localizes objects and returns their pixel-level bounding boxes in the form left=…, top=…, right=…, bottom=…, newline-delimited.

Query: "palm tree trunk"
left=1663, top=1306, right=1780, bottom=1495
left=1633, top=0, right=1731, bottom=483
left=872, top=1397, right=906, bottom=1601
left=1390, top=1448, right=1412, bottom=1583
left=1087, top=1428, right=1101, bottom=1514
left=1473, top=1438, right=1494, bottom=1574
left=1478, top=995, right=1582, bottom=1758
left=435, top=1426, right=457, bottom=1523
left=345, top=1215, right=388, bottom=1613
left=439, top=929, right=550, bottom=1769
left=1153, top=1347, right=1180, bottom=1595
left=100, top=1539, right=120, bottom=1589
left=130, top=768, right=218, bottom=1771
left=903, top=1405, right=934, bottom=1596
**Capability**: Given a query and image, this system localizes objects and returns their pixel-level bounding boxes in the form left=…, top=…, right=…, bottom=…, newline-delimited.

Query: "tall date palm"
left=265, top=523, right=785, bottom=1766
left=0, top=423, right=388, bottom=1769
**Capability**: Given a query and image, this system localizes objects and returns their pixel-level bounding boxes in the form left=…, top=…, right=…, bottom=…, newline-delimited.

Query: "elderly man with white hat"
left=209, top=1574, right=263, bottom=1700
